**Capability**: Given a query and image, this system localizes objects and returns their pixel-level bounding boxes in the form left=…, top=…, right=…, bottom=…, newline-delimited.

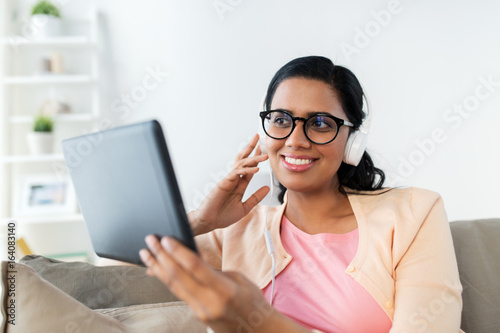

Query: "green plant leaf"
left=31, top=1, right=61, bottom=18
left=33, top=115, right=54, bottom=132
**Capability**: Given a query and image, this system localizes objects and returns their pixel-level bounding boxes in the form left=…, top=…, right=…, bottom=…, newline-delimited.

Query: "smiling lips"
left=281, top=155, right=317, bottom=172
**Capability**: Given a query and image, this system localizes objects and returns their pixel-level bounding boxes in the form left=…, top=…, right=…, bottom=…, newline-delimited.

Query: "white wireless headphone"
left=342, top=93, right=371, bottom=166
left=259, top=91, right=371, bottom=166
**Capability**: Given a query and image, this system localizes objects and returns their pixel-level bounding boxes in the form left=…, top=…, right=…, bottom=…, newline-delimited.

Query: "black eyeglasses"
left=259, top=109, right=354, bottom=145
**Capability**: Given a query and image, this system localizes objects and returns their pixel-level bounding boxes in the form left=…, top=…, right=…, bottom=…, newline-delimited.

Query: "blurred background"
left=1, top=0, right=499, bottom=261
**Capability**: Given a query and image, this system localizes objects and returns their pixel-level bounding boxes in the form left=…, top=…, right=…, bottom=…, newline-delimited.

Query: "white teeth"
left=284, top=157, right=314, bottom=165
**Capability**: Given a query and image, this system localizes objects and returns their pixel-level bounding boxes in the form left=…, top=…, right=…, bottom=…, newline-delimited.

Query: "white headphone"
left=259, top=92, right=371, bottom=166
left=342, top=93, right=371, bottom=166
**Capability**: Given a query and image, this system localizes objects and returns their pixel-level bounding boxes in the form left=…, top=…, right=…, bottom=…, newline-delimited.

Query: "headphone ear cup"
left=343, top=131, right=368, bottom=166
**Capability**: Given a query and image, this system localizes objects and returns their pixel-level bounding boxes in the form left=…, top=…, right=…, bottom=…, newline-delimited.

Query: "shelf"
left=2, top=153, right=65, bottom=164
left=2, top=36, right=94, bottom=47
left=2, top=74, right=93, bottom=85
left=2, top=213, right=84, bottom=225
left=10, top=113, right=96, bottom=124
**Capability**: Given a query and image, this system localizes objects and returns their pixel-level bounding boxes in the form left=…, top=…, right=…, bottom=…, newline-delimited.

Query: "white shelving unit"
left=2, top=74, right=93, bottom=84
left=0, top=0, right=100, bottom=253
left=3, top=35, right=92, bottom=46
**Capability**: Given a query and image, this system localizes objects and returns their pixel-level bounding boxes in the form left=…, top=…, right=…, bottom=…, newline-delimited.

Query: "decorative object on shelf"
left=0, top=6, right=99, bottom=260
left=30, top=1, right=62, bottom=39
left=12, top=174, right=77, bottom=217
left=36, top=57, right=52, bottom=74
left=41, top=98, right=71, bottom=115
left=50, top=52, right=64, bottom=74
left=35, top=53, right=64, bottom=75
left=41, top=88, right=72, bottom=115
left=27, top=114, right=55, bottom=154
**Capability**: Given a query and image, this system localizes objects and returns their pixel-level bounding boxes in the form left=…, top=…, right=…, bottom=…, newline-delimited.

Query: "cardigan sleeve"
left=195, top=228, right=224, bottom=270
left=390, top=190, right=463, bottom=332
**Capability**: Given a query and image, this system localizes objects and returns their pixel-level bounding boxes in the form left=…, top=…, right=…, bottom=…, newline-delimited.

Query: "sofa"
left=1, top=218, right=499, bottom=332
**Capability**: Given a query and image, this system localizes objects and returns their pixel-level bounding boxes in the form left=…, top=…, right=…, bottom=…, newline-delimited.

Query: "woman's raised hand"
left=188, top=134, right=270, bottom=235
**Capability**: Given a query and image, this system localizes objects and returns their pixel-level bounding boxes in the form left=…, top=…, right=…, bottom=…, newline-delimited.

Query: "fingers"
left=228, top=135, right=268, bottom=194
left=242, top=186, right=270, bottom=214
left=139, top=247, right=212, bottom=320
left=255, top=143, right=262, bottom=156
left=234, top=134, right=259, bottom=161
left=218, top=167, right=260, bottom=192
left=141, top=238, right=273, bottom=328
left=141, top=235, right=234, bottom=317
left=234, top=134, right=270, bottom=168
left=233, top=155, right=267, bottom=172
left=231, top=155, right=268, bottom=187
left=160, top=237, right=226, bottom=288
left=237, top=154, right=267, bottom=185
left=140, top=236, right=208, bottom=306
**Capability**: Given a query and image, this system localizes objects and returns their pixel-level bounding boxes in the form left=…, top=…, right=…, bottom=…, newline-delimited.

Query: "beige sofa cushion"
left=450, top=219, right=500, bottom=333
left=1, top=260, right=207, bottom=332
left=18, top=255, right=178, bottom=309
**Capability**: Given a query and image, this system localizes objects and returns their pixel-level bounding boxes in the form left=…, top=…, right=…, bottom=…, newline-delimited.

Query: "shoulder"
left=349, top=186, right=442, bottom=207
left=349, top=187, right=445, bottom=226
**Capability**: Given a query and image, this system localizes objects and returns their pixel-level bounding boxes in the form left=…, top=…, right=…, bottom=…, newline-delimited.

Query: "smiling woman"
left=141, top=56, right=464, bottom=333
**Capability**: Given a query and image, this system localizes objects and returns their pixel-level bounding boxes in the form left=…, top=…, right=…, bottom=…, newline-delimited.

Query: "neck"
left=284, top=182, right=355, bottom=234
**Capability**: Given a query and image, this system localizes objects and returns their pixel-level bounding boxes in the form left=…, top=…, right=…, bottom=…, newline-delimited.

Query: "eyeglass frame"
left=259, top=109, right=355, bottom=145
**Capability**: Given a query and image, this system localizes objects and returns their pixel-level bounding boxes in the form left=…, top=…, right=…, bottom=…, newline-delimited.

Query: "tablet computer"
left=62, top=120, right=197, bottom=265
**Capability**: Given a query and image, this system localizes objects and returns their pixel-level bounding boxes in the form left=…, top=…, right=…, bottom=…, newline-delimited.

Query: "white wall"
left=59, top=0, right=500, bottom=221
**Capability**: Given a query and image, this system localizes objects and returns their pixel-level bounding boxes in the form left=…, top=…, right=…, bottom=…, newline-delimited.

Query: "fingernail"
left=161, top=237, right=171, bottom=252
left=139, top=249, right=149, bottom=263
left=145, top=235, right=156, bottom=248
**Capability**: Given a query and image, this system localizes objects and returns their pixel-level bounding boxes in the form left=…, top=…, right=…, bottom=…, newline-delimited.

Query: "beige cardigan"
left=195, top=187, right=464, bottom=332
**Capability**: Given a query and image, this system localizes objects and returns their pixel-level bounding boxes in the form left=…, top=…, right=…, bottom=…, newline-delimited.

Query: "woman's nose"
left=285, top=121, right=311, bottom=149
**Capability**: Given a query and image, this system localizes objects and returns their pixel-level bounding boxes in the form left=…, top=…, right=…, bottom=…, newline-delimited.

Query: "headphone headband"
left=358, top=92, right=372, bottom=134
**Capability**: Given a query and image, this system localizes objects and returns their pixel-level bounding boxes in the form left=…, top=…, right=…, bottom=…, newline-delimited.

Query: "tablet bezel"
left=62, top=120, right=197, bottom=265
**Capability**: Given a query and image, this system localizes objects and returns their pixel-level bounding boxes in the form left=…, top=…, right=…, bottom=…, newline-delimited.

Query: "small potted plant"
left=30, top=1, right=62, bottom=39
left=27, top=114, right=55, bottom=154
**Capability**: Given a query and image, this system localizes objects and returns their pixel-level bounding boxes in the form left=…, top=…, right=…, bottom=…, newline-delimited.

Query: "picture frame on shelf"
left=12, top=173, right=77, bottom=217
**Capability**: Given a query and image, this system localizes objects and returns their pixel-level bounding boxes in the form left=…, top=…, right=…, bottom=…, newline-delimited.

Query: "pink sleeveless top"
left=262, top=216, right=392, bottom=333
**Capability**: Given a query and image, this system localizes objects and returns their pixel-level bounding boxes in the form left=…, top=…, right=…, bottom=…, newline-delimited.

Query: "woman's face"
left=266, top=77, right=351, bottom=195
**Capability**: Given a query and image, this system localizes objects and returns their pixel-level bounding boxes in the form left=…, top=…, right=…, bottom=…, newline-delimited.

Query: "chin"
left=275, top=177, right=321, bottom=194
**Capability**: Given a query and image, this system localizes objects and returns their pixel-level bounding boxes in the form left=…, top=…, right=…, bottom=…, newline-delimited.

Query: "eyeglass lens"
left=263, top=111, right=339, bottom=144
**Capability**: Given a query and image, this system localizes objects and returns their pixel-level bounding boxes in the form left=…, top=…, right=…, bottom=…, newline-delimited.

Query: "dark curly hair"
left=263, top=56, right=386, bottom=203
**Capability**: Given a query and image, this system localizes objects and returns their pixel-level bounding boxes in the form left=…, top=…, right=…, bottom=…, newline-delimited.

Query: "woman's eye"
left=311, top=117, right=334, bottom=130
left=313, top=120, right=329, bottom=128
left=272, top=115, right=291, bottom=127
left=274, top=117, right=286, bottom=124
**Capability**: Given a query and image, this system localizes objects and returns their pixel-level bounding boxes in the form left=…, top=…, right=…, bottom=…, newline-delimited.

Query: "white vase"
left=27, top=132, right=54, bottom=155
left=30, top=14, right=62, bottom=39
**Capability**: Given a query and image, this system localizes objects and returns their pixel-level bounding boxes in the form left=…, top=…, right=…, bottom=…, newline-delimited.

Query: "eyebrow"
left=272, top=108, right=333, bottom=117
